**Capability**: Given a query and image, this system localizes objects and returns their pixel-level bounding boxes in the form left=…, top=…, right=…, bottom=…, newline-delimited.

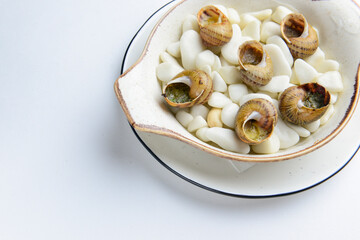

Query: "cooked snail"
left=279, top=83, right=330, bottom=125
left=235, top=98, right=278, bottom=145
left=238, top=40, right=273, bottom=89
left=162, top=70, right=213, bottom=108
left=197, top=5, right=233, bottom=47
left=280, top=13, right=319, bottom=59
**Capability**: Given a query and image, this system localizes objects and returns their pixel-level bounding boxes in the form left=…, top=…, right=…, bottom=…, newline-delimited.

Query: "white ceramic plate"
left=120, top=0, right=360, bottom=197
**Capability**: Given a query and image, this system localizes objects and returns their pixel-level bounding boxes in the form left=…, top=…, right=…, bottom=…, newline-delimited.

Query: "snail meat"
left=164, top=82, right=191, bottom=104
left=280, top=13, right=319, bottom=59
left=238, top=40, right=274, bottom=89
left=163, top=70, right=213, bottom=108
left=197, top=5, right=233, bottom=47
left=279, top=83, right=330, bottom=125
left=235, top=98, right=278, bottom=145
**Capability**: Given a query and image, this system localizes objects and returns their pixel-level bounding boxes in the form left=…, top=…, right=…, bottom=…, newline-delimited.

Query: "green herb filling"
left=304, top=92, right=324, bottom=109
left=165, top=83, right=191, bottom=103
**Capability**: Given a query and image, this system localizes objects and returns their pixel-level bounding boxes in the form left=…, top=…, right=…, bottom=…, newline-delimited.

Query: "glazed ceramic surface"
left=115, top=0, right=360, bottom=162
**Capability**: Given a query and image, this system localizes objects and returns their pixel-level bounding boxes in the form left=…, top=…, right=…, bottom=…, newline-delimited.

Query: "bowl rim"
left=114, top=0, right=360, bottom=162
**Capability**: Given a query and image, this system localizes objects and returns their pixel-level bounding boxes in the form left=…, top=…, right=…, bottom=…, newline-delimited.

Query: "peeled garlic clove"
left=280, top=13, right=319, bottom=59
left=156, top=62, right=184, bottom=82
left=258, top=90, right=279, bottom=100
left=211, top=71, right=227, bottom=92
left=242, top=20, right=261, bottom=41
left=235, top=98, right=278, bottom=145
left=252, top=133, right=280, bottom=154
left=272, top=6, right=293, bottom=24
left=317, top=71, right=344, bottom=92
left=258, top=75, right=290, bottom=93
left=197, top=5, right=233, bottom=47
left=294, top=59, right=319, bottom=84
left=218, top=66, right=242, bottom=84
left=266, top=35, right=293, bottom=67
left=160, top=52, right=181, bottom=66
left=207, top=108, right=223, bottom=128
left=285, top=122, right=311, bottom=137
left=305, top=47, right=325, bottom=67
left=206, top=127, right=250, bottom=153
left=162, top=70, right=213, bottom=108
left=279, top=83, right=331, bottom=125
left=221, top=103, right=240, bottom=129
left=230, top=23, right=243, bottom=42
left=219, top=55, right=233, bottom=67
left=182, top=14, right=200, bottom=33
left=212, top=55, right=222, bottom=71
left=320, top=104, right=335, bottom=125
left=238, top=40, right=273, bottom=89
left=264, top=44, right=292, bottom=77
left=190, top=104, right=209, bottom=119
left=199, top=64, right=212, bottom=76
left=220, top=24, right=244, bottom=65
left=316, top=60, right=340, bottom=73
left=228, top=84, right=249, bottom=103
left=166, top=41, right=181, bottom=58
left=227, top=8, right=240, bottom=24
left=304, top=119, right=320, bottom=132
left=176, top=110, right=194, bottom=128
left=180, top=30, right=205, bottom=70
left=196, top=50, right=216, bottom=70
left=290, top=69, right=299, bottom=84
left=196, top=127, right=211, bottom=142
left=208, top=92, right=232, bottom=108
left=239, top=14, right=259, bottom=29
left=249, top=9, right=273, bottom=21
left=188, top=116, right=208, bottom=132
left=239, top=93, right=273, bottom=106
left=274, top=117, right=300, bottom=149
left=260, top=21, right=281, bottom=43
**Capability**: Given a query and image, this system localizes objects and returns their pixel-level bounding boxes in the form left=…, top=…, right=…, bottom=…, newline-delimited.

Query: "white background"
left=1, top=0, right=359, bottom=239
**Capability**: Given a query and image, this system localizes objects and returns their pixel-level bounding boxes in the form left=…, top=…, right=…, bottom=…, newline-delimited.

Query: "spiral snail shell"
left=279, top=83, right=330, bottom=125
left=197, top=5, right=233, bottom=47
left=238, top=40, right=274, bottom=89
left=235, top=98, right=278, bottom=145
left=162, top=70, right=213, bottom=108
left=280, top=13, right=319, bottom=59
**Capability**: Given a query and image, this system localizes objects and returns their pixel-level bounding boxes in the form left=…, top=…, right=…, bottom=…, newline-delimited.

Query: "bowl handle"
left=114, top=56, right=180, bottom=134
left=115, top=58, right=147, bottom=127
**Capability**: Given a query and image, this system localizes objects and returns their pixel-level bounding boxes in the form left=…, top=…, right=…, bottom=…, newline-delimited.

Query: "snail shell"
left=197, top=5, right=233, bottom=47
left=280, top=13, right=319, bottom=59
left=235, top=98, right=278, bottom=145
left=279, top=83, right=330, bottom=125
left=238, top=40, right=274, bottom=89
left=162, top=70, right=213, bottom=108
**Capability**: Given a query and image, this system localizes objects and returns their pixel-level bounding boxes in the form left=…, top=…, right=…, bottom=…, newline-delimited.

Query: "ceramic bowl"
left=115, top=0, right=360, bottom=162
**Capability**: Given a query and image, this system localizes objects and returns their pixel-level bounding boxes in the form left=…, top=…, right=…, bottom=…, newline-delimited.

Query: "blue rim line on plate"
left=119, top=0, right=360, bottom=198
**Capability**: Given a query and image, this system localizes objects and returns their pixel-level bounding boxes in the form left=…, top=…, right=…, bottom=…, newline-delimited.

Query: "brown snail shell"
left=280, top=13, right=319, bottom=59
left=197, top=5, right=233, bottom=47
left=279, top=83, right=330, bottom=125
left=238, top=40, right=274, bottom=89
left=235, top=98, right=278, bottom=145
left=162, top=70, right=213, bottom=108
